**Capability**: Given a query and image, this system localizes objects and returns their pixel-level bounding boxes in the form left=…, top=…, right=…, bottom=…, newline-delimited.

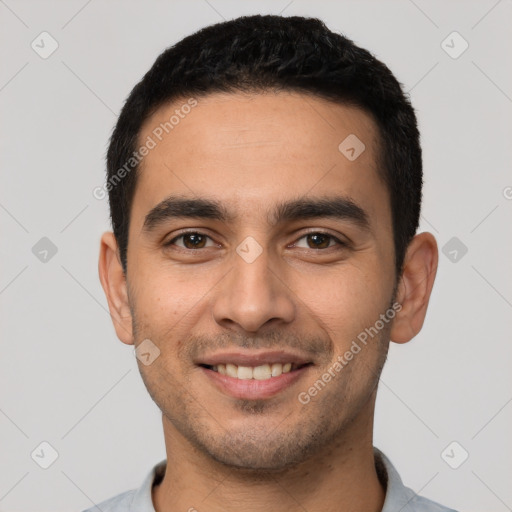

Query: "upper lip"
left=196, top=350, right=313, bottom=367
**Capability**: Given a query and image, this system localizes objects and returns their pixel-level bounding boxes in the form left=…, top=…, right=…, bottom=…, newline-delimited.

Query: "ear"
left=390, top=232, right=438, bottom=344
left=98, top=231, right=134, bottom=345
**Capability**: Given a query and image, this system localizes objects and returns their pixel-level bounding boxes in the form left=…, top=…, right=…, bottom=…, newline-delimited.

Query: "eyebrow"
left=142, top=194, right=370, bottom=233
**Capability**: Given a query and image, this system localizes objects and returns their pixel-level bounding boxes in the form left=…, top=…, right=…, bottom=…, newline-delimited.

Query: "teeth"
left=237, top=366, right=253, bottom=380
left=253, top=364, right=271, bottom=380
left=225, top=363, right=238, bottom=378
left=211, top=362, right=298, bottom=380
left=271, top=363, right=282, bottom=377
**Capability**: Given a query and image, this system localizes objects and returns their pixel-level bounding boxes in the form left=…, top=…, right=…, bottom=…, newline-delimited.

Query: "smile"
left=199, top=362, right=313, bottom=400
left=202, top=362, right=309, bottom=380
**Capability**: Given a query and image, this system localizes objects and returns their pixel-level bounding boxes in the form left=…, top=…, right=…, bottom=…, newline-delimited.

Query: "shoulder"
left=81, top=489, right=136, bottom=512
left=374, top=447, right=459, bottom=512
left=406, top=493, right=458, bottom=512
left=80, top=459, right=166, bottom=512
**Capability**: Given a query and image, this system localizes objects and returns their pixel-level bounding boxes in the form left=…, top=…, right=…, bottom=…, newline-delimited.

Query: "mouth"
left=196, top=351, right=314, bottom=400
left=199, top=362, right=312, bottom=380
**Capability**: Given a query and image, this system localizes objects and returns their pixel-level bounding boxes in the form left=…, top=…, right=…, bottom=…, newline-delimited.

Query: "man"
left=90, top=14, right=456, bottom=512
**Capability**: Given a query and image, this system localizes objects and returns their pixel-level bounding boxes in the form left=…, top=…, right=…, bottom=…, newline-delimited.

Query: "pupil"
left=185, top=234, right=205, bottom=248
left=309, top=234, right=329, bottom=249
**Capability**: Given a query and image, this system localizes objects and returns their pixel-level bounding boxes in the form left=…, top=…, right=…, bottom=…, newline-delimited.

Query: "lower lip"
left=200, top=365, right=311, bottom=400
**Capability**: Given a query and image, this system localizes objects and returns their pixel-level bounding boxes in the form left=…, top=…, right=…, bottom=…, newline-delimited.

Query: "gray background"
left=0, top=0, right=511, bottom=510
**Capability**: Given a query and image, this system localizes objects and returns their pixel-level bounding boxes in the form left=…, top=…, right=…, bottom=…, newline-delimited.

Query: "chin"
left=193, top=423, right=327, bottom=473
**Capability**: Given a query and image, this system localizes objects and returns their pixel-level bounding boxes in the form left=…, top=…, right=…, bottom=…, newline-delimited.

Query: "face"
left=118, top=92, right=398, bottom=470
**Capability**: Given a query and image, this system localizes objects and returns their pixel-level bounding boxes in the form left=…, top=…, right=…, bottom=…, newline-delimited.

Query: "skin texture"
left=99, top=91, right=438, bottom=512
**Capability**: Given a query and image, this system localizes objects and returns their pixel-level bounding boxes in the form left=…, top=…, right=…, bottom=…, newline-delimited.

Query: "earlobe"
left=390, top=232, right=438, bottom=344
left=98, top=231, right=134, bottom=345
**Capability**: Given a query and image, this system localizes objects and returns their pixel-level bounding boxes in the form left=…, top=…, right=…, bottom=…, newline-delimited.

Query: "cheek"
left=129, top=267, right=214, bottom=342
left=294, top=265, right=392, bottom=342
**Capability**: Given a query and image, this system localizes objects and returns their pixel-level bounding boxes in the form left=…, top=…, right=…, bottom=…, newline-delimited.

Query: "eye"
left=165, top=231, right=347, bottom=252
left=166, top=232, right=216, bottom=250
left=292, top=232, right=346, bottom=250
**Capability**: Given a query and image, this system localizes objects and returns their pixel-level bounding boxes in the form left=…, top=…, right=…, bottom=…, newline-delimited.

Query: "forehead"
left=132, top=91, right=388, bottom=229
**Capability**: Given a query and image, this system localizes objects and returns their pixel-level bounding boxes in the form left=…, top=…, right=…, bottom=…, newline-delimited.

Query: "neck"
left=152, top=396, right=385, bottom=512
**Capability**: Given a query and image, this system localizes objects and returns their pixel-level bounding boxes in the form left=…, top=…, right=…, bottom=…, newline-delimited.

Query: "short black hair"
left=106, top=14, right=422, bottom=276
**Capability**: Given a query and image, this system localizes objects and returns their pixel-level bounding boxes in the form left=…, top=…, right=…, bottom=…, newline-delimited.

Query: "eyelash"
left=165, top=230, right=348, bottom=251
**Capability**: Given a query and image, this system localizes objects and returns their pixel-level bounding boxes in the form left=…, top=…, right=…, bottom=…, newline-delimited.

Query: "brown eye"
left=294, top=232, right=344, bottom=250
left=306, top=233, right=331, bottom=249
left=168, top=232, right=213, bottom=249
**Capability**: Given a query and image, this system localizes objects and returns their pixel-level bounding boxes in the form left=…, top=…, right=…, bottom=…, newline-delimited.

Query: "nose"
left=211, top=245, right=296, bottom=334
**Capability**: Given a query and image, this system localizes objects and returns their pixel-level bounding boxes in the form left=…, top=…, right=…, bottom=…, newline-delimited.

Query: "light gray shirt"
left=82, top=447, right=458, bottom=512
